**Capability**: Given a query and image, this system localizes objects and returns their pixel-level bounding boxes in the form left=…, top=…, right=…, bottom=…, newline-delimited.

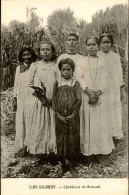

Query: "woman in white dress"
left=98, top=33, right=124, bottom=140
left=27, top=41, right=57, bottom=155
left=76, top=36, right=115, bottom=157
left=13, top=48, right=37, bottom=156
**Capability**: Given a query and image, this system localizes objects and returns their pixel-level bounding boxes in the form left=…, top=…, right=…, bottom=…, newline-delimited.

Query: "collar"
left=101, top=50, right=111, bottom=55
left=88, top=54, right=98, bottom=58
left=41, top=60, right=55, bottom=66
left=67, top=52, right=77, bottom=55
left=58, top=78, right=76, bottom=87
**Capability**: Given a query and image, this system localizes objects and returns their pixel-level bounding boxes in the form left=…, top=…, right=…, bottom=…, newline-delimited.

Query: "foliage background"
left=1, top=3, right=128, bottom=178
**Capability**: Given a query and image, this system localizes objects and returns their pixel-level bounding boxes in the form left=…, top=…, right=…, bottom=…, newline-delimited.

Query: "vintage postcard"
left=1, top=0, right=128, bottom=194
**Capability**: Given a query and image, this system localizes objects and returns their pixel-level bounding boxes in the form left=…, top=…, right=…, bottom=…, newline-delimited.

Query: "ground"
left=1, top=88, right=128, bottom=178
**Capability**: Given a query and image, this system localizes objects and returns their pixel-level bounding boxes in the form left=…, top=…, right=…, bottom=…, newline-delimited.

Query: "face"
left=100, top=36, right=112, bottom=53
left=66, top=36, right=78, bottom=53
left=40, top=43, right=52, bottom=61
left=22, top=50, right=32, bottom=65
left=86, top=38, right=99, bottom=56
left=60, top=63, right=73, bottom=80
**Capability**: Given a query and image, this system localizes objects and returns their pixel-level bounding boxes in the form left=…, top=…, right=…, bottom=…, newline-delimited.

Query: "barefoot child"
left=13, top=48, right=37, bottom=157
left=27, top=41, right=57, bottom=156
left=52, top=58, right=82, bottom=177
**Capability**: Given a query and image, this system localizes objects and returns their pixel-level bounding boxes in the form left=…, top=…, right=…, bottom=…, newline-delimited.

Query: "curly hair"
left=18, top=47, right=37, bottom=63
left=40, top=40, right=57, bottom=61
left=58, top=58, right=75, bottom=72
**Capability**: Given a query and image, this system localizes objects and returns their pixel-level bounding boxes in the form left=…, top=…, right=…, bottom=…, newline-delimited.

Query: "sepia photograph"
left=1, top=0, right=128, bottom=187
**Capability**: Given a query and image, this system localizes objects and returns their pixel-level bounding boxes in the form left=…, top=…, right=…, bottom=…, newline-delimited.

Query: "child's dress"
left=98, top=50, right=123, bottom=139
left=52, top=78, right=82, bottom=159
left=76, top=56, right=115, bottom=156
left=27, top=60, right=57, bottom=154
left=14, top=64, right=32, bottom=153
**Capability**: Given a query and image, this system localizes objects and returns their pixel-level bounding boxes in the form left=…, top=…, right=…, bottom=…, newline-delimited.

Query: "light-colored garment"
left=98, top=50, right=123, bottom=139
left=58, top=77, right=76, bottom=87
left=76, top=56, right=115, bottom=155
left=14, top=64, right=33, bottom=153
left=27, top=60, right=57, bottom=154
left=56, top=53, right=84, bottom=80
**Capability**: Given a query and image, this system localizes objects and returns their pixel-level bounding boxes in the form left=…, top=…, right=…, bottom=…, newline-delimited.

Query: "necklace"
left=88, top=55, right=98, bottom=91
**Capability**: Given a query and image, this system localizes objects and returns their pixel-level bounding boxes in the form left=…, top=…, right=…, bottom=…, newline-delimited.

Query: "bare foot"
left=70, top=167, right=78, bottom=178
left=15, top=146, right=27, bottom=157
left=57, top=163, right=69, bottom=177
left=69, top=163, right=78, bottom=178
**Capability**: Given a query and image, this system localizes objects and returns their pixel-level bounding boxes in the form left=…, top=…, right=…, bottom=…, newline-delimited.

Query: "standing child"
left=27, top=41, right=57, bottom=156
left=13, top=48, right=37, bottom=156
left=98, top=33, right=124, bottom=140
left=52, top=58, right=82, bottom=177
left=76, top=36, right=115, bottom=158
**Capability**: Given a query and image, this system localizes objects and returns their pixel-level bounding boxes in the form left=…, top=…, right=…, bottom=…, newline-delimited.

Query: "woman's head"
left=18, top=48, right=37, bottom=65
left=40, top=41, right=56, bottom=62
left=86, top=36, right=99, bottom=56
left=58, top=58, right=75, bottom=80
left=99, top=33, right=113, bottom=53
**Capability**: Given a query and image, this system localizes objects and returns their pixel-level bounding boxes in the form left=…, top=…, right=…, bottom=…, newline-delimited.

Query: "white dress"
left=27, top=60, right=57, bottom=154
left=14, top=64, right=33, bottom=153
left=98, top=50, right=123, bottom=139
left=76, top=56, right=115, bottom=155
left=56, top=53, right=84, bottom=80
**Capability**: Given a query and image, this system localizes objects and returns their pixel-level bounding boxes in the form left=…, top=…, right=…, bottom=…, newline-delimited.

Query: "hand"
left=33, top=86, right=43, bottom=93
left=95, top=90, right=102, bottom=97
left=89, top=96, right=99, bottom=106
left=42, top=98, right=51, bottom=107
left=57, top=114, right=67, bottom=123
left=89, top=91, right=96, bottom=99
left=48, top=142, right=56, bottom=153
left=65, top=114, right=75, bottom=123
left=46, top=98, right=52, bottom=106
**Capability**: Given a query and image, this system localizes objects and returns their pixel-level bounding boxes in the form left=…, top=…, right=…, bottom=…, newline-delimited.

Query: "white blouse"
left=76, top=55, right=107, bottom=93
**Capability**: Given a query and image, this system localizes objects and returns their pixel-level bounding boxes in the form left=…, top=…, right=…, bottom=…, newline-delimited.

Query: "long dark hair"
left=18, top=47, right=37, bottom=63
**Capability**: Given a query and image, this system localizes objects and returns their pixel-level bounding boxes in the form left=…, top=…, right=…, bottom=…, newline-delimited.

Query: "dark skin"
left=85, top=38, right=102, bottom=105
left=13, top=50, right=33, bottom=112
left=31, top=43, right=53, bottom=106
left=56, top=63, right=79, bottom=177
left=56, top=63, right=75, bottom=124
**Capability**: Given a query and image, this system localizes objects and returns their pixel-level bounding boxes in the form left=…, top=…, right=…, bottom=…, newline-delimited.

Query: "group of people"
left=13, top=32, right=124, bottom=177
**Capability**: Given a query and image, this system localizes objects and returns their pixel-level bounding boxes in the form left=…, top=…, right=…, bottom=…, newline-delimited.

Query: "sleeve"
left=55, top=57, right=61, bottom=81
left=73, top=81, right=82, bottom=114
left=28, top=63, right=37, bottom=88
left=52, top=81, right=58, bottom=112
left=116, top=54, right=124, bottom=87
left=55, top=63, right=60, bottom=80
left=76, top=58, right=87, bottom=91
left=13, top=66, right=20, bottom=97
